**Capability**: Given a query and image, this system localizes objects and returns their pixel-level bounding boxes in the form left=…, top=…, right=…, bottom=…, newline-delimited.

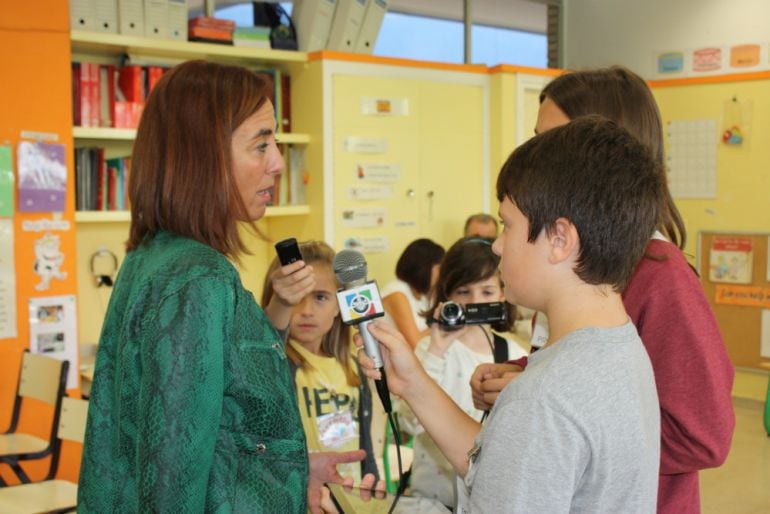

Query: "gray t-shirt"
left=465, top=322, right=660, bottom=513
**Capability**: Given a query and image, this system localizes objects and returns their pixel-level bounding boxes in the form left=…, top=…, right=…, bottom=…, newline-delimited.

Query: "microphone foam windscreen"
left=333, top=249, right=368, bottom=283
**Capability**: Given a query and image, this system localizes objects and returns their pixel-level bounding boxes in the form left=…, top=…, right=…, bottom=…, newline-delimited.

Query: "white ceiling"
left=188, top=0, right=547, bottom=34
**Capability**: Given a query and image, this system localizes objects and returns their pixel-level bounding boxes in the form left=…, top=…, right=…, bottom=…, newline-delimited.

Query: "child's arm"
left=264, top=261, right=315, bottom=330
left=382, top=292, right=428, bottom=348
left=358, top=321, right=481, bottom=475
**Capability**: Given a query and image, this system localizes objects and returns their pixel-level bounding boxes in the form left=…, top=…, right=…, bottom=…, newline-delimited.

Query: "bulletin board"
left=698, top=231, right=770, bottom=368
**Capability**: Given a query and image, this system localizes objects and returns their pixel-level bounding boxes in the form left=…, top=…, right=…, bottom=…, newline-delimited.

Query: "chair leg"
left=6, top=460, right=32, bottom=484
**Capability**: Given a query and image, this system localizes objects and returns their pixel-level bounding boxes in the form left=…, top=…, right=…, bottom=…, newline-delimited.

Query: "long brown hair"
left=540, top=66, right=686, bottom=250
left=127, top=60, right=270, bottom=258
left=261, top=241, right=358, bottom=387
left=425, top=237, right=516, bottom=333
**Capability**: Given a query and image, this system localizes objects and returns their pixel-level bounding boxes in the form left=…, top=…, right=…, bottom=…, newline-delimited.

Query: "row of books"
left=74, top=144, right=307, bottom=211
left=72, top=62, right=167, bottom=128
left=188, top=17, right=271, bottom=49
left=74, top=148, right=130, bottom=211
left=72, top=61, right=292, bottom=133
left=271, top=145, right=308, bottom=207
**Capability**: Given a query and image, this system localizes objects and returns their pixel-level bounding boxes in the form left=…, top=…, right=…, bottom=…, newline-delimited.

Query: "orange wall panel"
left=0, top=1, right=81, bottom=484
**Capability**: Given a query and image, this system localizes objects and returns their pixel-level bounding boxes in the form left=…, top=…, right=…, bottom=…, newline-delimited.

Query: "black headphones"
left=90, top=248, right=119, bottom=288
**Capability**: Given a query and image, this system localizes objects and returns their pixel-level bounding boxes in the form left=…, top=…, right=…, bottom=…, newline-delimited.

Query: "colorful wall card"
left=356, top=163, right=400, bottom=183
left=730, top=44, right=761, bottom=68
left=347, top=185, right=393, bottom=201
left=714, top=284, right=770, bottom=308
left=692, top=47, right=724, bottom=73
left=28, top=295, right=78, bottom=388
left=343, top=137, right=388, bottom=154
left=360, top=97, right=409, bottom=116
left=32, top=233, right=68, bottom=291
left=17, top=141, right=67, bottom=212
left=340, top=208, right=387, bottom=228
left=657, top=51, right=685, bottom=74
left=709, top=236, right=753, bottom=284
left=0, top=219, right=17, bottom=339
left=0, top=144, right=14, bottom=216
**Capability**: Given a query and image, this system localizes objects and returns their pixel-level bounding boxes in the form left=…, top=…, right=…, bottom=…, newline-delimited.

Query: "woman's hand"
left=355, top=321, right=427, bottom=400
left=319, top=473, right=387, bottom=513
left=307, top=450, right=367, bottom=514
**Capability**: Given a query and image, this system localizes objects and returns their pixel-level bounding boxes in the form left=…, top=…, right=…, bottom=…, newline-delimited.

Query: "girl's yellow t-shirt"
left=289, top=340, right=362, bottom=481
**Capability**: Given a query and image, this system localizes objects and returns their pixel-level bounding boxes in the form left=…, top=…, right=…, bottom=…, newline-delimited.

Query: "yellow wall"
left=330, top=72, right=486, bottom=282
left=652, top=78, right=770, bottom=259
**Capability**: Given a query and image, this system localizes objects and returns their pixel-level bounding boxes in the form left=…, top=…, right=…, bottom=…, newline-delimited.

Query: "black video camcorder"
left=432, top=301, right=507, bottom=331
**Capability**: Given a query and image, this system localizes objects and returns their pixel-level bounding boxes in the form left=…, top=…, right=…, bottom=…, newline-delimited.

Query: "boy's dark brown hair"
left=127, top=60, right=270, bottom=258
left=541, top=66, right=686, bottom=250
left=395, top=238, right=445, bottom=296
left=497, top=115, right=663, bottom=292
left=425, top=236, right=515, bottom=333
left=260, top=241, right=358, bottom=387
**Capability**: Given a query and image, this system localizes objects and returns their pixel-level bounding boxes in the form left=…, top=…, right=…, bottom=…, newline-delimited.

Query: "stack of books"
left=188, top=16, right=235, bottom=44
left=233, top=26, right=272, bottom=49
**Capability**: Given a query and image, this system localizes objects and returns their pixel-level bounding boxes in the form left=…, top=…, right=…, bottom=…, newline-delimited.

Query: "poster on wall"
left=667, top=119, right=717, bottom=198
left=0, top=144, right=13, bottom=216
left=0, top=219, right=17, bottom=339
left=17, top=141, right=67, bottom=212
left=343, top=236, right=389, bottom=253
left=28, top=295, right=78, bottom=388
left=343, top=136, right=388, bottom=154
left=340, top=208, right=387, bottom=228
left=356, top=163, right=400, bottom=183
left=709, top=236, right=753, bottom=284
left=347, top=185, right=393, bottom=201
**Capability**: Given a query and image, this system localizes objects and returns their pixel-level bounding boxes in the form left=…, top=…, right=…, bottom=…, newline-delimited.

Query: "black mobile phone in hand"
left=275, top=237, right=303, bottom=266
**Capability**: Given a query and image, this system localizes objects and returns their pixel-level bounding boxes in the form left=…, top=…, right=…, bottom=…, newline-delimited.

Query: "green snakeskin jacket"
left=78, top=231, right=309, bottom=513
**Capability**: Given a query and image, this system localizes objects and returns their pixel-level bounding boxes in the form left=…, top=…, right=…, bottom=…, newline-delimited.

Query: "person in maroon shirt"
left=470, top=66, right=735, bottom=514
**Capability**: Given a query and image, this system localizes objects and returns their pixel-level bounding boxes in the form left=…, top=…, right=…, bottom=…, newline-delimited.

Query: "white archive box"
left=327, top=0, right=367, bottom=52
left=168, top=0, right=188, bottom=41
left=70, top=0, right=96, bottom=31
left=94, top=0, right=119, bottom=33
left=354, top=0, right=387, bottom=54
left=118, top=0, right=145, bottom=36
left=144, top=0, right=169, bottom=39
left=293, top=0, right=337, bottom=52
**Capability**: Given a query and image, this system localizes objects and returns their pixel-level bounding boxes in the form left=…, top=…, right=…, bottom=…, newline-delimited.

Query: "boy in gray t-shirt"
left=357, top=116, right=663, bottom=512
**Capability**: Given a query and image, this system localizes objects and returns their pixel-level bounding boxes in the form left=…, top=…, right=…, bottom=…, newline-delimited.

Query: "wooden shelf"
left=75, top=210, right=131, bottom=223
left=71, top=30, right=307, bottom=64
left=73, top=126, right=309, bottom=144
left=75, top=205, right=310, bottom=223
left=73, top=127, right=136, bottom=140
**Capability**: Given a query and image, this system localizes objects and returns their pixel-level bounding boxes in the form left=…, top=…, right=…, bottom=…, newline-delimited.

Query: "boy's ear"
left=547, top=217, right=579, bottom=264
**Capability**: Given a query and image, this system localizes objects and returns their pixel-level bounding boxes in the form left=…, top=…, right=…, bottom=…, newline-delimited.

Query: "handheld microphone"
left=332, top=249, right=392, bottom=413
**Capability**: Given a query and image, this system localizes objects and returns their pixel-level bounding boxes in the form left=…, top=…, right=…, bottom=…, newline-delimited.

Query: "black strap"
left=492, top=333, right=508, bottom=363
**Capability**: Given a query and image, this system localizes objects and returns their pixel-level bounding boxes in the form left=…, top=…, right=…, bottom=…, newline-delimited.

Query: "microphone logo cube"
left=347, top=290, right=376, bottom=317
left=336, top=281, right=385, bottom=325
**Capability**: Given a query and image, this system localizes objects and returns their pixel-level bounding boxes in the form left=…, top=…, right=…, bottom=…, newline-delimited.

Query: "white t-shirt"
left=398, top=333, right=528, bottom=507
left=381, top=279, right=430, bottom=332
